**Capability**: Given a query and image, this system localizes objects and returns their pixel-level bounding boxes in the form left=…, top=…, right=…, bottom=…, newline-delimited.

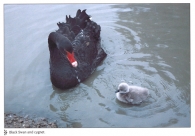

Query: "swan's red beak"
left=66, top=51, right=78, bottom=67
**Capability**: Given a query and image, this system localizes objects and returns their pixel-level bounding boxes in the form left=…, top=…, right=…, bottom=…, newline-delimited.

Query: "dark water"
left=4, top=4, right=190, bottom=127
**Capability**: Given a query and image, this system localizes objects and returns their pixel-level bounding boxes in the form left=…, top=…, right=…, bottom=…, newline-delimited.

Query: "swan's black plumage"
left=48, top=9, right=107, bottom=89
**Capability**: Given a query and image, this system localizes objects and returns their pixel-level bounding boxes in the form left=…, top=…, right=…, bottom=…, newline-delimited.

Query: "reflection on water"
left=4, top=4, right=190, bottom=127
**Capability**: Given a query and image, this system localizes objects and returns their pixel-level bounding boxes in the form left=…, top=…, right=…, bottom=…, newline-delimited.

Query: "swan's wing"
left=121, top=93, right=133, bottom=103
left=124, top=97, right=133, bottom=103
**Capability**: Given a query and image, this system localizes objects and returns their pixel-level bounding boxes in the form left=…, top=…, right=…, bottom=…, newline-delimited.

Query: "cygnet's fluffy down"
left=115, top=83, right=149, bottom=104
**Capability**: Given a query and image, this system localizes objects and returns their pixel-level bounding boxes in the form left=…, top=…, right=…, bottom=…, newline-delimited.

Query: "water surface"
left=4, top=4, right=190, bottom=127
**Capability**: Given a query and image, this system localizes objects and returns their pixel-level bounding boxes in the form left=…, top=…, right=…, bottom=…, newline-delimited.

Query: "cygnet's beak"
left=115, top=90, right=119, bottom=93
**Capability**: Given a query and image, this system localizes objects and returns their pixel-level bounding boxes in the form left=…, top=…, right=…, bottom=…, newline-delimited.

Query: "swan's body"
left=48, top=9, right=107, bottom=89
left=115, top=83, right=149, bottom=104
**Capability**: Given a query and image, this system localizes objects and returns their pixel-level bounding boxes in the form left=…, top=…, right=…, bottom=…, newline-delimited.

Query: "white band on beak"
left=72, top=61, right=78, bottom=67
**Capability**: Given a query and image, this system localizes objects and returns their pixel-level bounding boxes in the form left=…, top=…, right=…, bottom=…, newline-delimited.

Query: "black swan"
left=48, top=9, right=107, bottom=89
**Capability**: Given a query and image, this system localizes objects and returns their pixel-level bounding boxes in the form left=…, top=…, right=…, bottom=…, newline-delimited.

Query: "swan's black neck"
left=48, top=32, right=73, bottom=53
